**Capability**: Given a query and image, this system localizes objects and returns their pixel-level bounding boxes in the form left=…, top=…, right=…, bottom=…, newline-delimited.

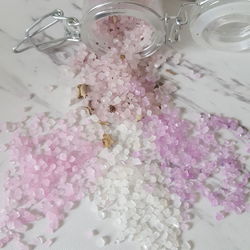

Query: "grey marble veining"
left=0, top=0, right=250, bottom=250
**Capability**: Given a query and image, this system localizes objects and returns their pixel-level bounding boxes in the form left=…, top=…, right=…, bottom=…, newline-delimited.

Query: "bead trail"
left=0, top=5, right=250, bottom=250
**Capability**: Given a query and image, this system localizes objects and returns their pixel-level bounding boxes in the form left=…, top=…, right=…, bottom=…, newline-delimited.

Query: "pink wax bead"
left=216, top=212, right=225, bottom=221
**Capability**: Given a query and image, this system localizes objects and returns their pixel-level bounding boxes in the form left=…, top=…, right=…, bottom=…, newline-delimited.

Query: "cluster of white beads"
left=91, top=121, right=186, bottom=250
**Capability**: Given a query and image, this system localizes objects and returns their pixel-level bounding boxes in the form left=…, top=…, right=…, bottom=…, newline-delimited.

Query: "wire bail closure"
left=13, top=9, right=81, bottom=53
left=13, top=3, right=197, bottom=54
left=165, top=2, right=197, bottom=43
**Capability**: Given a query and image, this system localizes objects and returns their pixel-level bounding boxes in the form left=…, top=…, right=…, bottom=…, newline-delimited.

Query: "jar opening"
left=81, top=2, right=165, bottom=57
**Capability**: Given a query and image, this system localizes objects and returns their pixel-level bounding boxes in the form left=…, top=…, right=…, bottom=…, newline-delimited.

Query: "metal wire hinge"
left=13, top=9, right=81, bottom=53
left=164, top=2, right=198, bottom=43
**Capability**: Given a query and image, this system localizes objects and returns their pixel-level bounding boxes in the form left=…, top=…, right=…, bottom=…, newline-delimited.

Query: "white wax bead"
left=96, top=237, right=105, bottom=248
left=132, top=193, right=140, bottom=200
left=167, top=217, right=179, bottom=228
left=132, top=158, right=141, bottom=165
left=152, top=232, right=160, bottom=240
left=150, top=176, right=157, bottom=183
left=147, top=110, right=152, bottom=116
left=118, top=124, right=128, bottom=134
left=98, top=211, right=107, bottom=219
left=90, top=115, right=99, bottom=122
left=166, top=241, right=173, bottom=248
left=124, top=149, right=129, bottom=155
left=113, top=96, right=121, bottom=105
left=114, top=239, right=120, bottom=244
left=113, top=145, right=123, bottom=154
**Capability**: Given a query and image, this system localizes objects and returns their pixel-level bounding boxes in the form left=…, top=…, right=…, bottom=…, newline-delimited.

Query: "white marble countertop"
left=0, top=0, right=250, bottom=250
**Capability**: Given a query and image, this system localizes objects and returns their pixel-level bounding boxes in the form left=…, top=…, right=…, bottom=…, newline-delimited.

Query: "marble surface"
left=0, top=0, right=250, bottom=250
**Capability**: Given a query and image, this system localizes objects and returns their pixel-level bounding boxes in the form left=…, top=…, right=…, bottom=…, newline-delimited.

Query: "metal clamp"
left=13, top=9, right=81, bottom=53
left=165, top=2, right=198, bottom=43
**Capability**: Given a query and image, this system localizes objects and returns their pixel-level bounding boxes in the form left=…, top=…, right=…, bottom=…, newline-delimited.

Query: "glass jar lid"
left=189, top=0, right=250, bottom=51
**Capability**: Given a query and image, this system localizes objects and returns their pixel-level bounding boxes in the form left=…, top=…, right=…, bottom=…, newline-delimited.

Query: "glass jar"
left=189, top=0, right=250, bottom=51
left=81, top=0, right=166, bottom=57
left=14, top=0, right=250, bottom=55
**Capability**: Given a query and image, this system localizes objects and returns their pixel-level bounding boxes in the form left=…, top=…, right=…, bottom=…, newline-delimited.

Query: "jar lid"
left=189, top=1, right=250, bottom=51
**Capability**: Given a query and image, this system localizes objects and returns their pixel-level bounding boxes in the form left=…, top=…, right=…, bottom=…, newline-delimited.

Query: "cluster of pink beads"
left=143, top=111, right=250, bottom=220
left=0, top=115, right=102, bottom=248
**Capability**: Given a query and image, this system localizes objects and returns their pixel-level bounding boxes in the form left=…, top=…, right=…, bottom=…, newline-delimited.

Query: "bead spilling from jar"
left=0, top=1, right=249, bottom=250
left=91, top=15, right=153, bottom=57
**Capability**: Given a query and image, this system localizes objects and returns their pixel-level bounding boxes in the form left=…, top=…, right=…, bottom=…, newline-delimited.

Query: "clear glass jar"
left=189, top=0, right=250, bottom=51
left=81, top=0, right=166, bottom=57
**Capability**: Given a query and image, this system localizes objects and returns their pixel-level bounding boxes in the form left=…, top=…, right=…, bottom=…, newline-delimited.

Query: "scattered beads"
left=0, top=2, right=249, bottom=250
left=0, top=112, right=103, bottom=249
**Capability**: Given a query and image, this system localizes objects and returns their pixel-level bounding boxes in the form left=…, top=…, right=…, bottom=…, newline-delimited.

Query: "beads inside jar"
left=81, top=1, right=165, bottom=57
